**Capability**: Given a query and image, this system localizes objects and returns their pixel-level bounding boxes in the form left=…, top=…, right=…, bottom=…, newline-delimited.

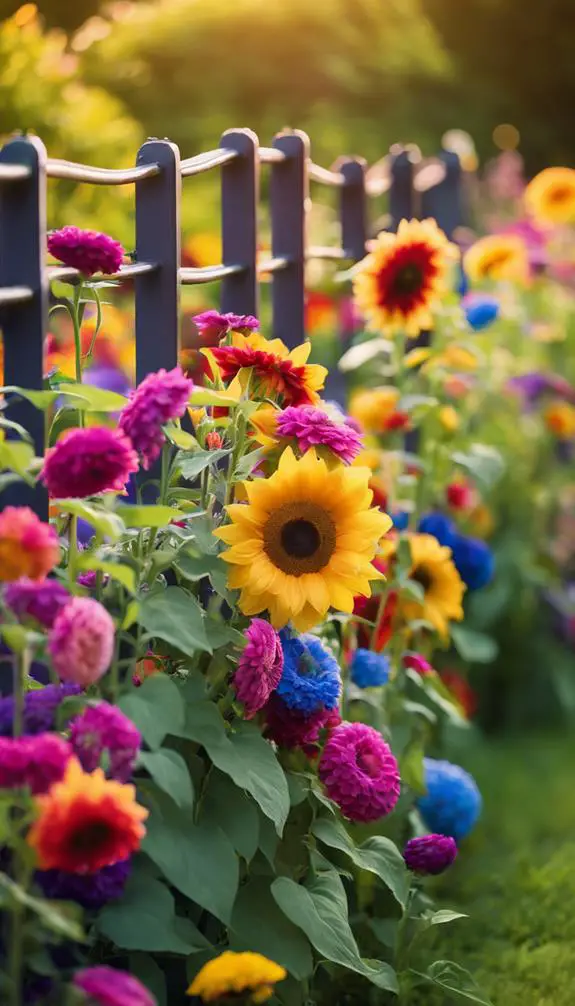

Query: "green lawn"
left=422, top=733, right=575, bottom=1005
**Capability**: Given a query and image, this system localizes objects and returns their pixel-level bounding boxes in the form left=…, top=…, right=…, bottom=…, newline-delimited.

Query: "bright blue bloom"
left=351, top=649, right=390, bottom=688
left=418, top=512, right=457, bottom=549
left=391, top=511, right=409, bottom=531
left=464, top=295, right=499, bottom=331
left=418, top=758, right=482, bottom=841
left=277, top=631, right=341, bottom=714
left=456, top=264, right=469, bottom=297
left=451, top=535, right=495, bottom=591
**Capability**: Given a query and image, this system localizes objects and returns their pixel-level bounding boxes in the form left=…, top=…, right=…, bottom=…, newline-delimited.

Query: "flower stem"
left=8, top=895, right=23, bottom=1006
left=68, top=515, right=79, bottom=585
left=12, top=648, right=29, bottom=739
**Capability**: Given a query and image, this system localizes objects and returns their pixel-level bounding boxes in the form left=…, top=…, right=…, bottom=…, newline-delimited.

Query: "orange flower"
left=544, top=401, right=575, bottom=440
left=464, top=234, right=529, bottom=285
left=204, top=333, right=326, bottom=407
left=0, top=507, right=59, bottom=582
left=27, top=758, right=147, bottom=874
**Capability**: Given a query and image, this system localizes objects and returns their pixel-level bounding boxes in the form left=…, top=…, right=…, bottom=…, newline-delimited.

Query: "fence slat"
left=388, top=149, right=415, bottom=229
left=420, top=150, right=464, bottom=239
left=219, top=129, right=259, bottom=319
left=339, top=157, right=367, bottom=261
left=270, top=131, right=309, bottom=349
left=0, top=136, right=48, bottom=517
left=134, top=139, right=181, bottom=384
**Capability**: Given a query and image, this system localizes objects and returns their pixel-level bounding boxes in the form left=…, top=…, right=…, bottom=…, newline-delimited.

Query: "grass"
left=419, top=732, right=575, bottom=1005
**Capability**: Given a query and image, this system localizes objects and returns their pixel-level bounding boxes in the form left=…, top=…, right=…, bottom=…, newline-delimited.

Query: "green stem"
left=8, top=893, right=23, bottom=1006
left=225, top=411, right=247, bottom=507
left=12, top=649, right=29, bottom=739
left=159, top=443, right=171, bottom=505
left=84, top=287, right=102, bottom=364
left=395, top=885, right=416, bottom=1005
left=71, top=284, right=83, bottom=384
left=68, top=515, right=79, bottom=585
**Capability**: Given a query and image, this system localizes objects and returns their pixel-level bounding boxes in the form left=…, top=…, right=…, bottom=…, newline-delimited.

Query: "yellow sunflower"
left=348, top=387, right=400, bottom=433
left=524, top=167, right=575, bottom=225
left=464, top=234, right=529, bottom=285
left=215, top=447, right=392, bottom=631
left=398, top=533, right=465, bottom=638
left=352, top=218, right=458, bottom=337
left=187, top=951, right=286, bottom=1003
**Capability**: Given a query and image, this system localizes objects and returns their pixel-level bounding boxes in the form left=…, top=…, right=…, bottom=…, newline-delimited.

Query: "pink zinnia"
left=318, top=721, right=400, bottom=823
left=234, top=619, right=283, bottom=718
left=403, top=653, right=433, bottom=676
left=0, top=733, right=72, bottom=794
left=48, top=226, right=124, bottom=277
left=73, top=966, right=155, bottom=1006
left=42, top=427, right=138, bottom=499
left=119, top=366, right=193, bottom=469
left=275, top=405, right=363, bottom=464
left=48, top=597, right=115, bottom=687
left=265, top=693, right=331, bottom=750
left=0, top=507, right=60, bottom=582
left=4, top=577, right=69, bottom=628
left=70, top=702, right=141, bottom=781
left=193, top=310, right=260, bottom=340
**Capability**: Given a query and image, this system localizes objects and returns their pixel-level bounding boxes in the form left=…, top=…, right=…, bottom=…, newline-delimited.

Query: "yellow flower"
left=399, top=533, right=465, bottom=639
left=352, top=441, right=383, bottom=472
left=438, top=405, right=459, bottom=432
left=215, top=447, right=391, bottom=631
left=544, top=401, right=575, bottom=440
left=183, top=231, right=222, bottom=267
left=205, top=333, right=327, bottom=407
left=464, top=234, right=529, bottom=285
left=425, top=345, right=478, bottom=373
left=524, top=167, right=575, bottom=225
left=353, top=218, right=458, bottom=337
left=468, top=502, right=495, bottom=539
left=348, top=387, right=400, bottom=434
left=187, top=951, right=286, bottom=1003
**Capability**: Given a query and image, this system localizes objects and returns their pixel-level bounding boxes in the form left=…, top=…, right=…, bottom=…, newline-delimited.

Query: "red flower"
left=440, top=670, right=477, bottom=718
left=446, top=480, right=476, bottom=511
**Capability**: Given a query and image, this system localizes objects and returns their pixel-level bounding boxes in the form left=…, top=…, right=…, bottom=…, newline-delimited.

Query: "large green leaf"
left=202, top=770, right=259, bottom=862
left=77, top=556, right=136, bottom=594
left=56, top=381, right=128, bottom=412
left=98, top=874, right=209, bottom=954
left=180, top=448, right=231, bottom=481
left=118, top=675, right=184, bottom=751
left=139, top=749, right=194, bottom=810
left=231, top=876, right=313, bottom=980
left=410, top=961, right=493, bottom=1005
left=54, top=499, right=125, bottom=540
left=450, top=625, right=498, bottom=664
left=128, top=955, right=167, bottom=1006
left=139, top=586, right=212, bottom=656
left=142, top=791, right=238, bottom=924
left=117, top=505, right=183, bottom=528
left=272, top=873, right=398, bottom=992
left=311, top=817, right=409, bottom=906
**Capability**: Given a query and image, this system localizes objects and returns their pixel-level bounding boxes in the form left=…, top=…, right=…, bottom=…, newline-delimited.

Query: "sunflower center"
left=480, top=251, right=511, bottom=275
left=411, top=564, right=432, bottom=593
left=391, top=263, right=424, bottom=295
left=263, top=501, right=336, bottom=576
left=68, top=820, right=113, bottom=853
left=549, top=185, right=573, bottom=204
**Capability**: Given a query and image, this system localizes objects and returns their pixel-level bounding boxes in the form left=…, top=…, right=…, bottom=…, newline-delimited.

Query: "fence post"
left=388, top=149, right=415, bottom=229
left=134, top=139, right=181, bottom=384
left=339, top=157, right=367, bottom=262
left=220, top=129, right=259, bottom=319
left=0, top=136, right=48, bottom=518
left=420, top=149, right=464, bottom=239
left=269, top=130, right=309, bottom=349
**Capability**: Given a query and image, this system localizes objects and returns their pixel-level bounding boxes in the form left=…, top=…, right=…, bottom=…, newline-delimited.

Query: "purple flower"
left=41, top=426, right=139, bottom=498
left=47, top=226, right=124, bottom=277
left=264, top=693, right=332, bottom=750
left=119, top=366, right=193, bottom=469
left=403, top=833, right=457, bottom=875
left=276, top=405, right=363, bottom=464
left=73, top=966, right=156, bottom=1006
left=0, top=683, right=83, bottom=737
left=0, top=733, right=72, bottom=794
left=507, top=371, right=551, bottom=407
left=193, top=310, right=260, bottom=340
left=4, top=577, right=70, bottom=628
left=318, top=721, right=400, bottom=823
left=70, top=702, right=141, bottom=781
left=234, top=619, right=283, bottom=718
left=36, top=858, right=131, bottom=909
left=84, top=364, right=132, bottom=399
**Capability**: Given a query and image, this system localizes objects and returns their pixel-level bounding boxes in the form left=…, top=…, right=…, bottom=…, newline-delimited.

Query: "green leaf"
left=77, top=556, right=136, bottom=594
left=117, top=504, right=183, bottom=528
left=55, top=381, right=128, bottom=412
left=272, top=873, right=398, bottom=992
left=139, top=749, right=194, bottom=810
left=202, top=770, right=259, bottom=862
left=118, top=675, right=184, bottom=751
left=128, top=955, right=167, bottom=1006
left=0, top=624, right=29, bottom=654
left=399, top=740, right=426, bottom=795
left=189, top=388, right=239, bottom=407
left=180, top=448, right=231, bottom=481
left=54, top=499, right=124, bottom=541
left=425, top=909, right=468, bottom=927
left=139, top=586, right=212, bottom=656
left=450, top=625, right=498, bottom=664
left=0, top=440, right=35, bottom=477
left=451, top=444, right=504, bottom=489
left=410, top=961, right=493, bottom=1005
left=311, top=817, right=409, bottom=906
left=0, top=874, right=84, bottom=942
left=98, top=873, right=209, bottom=954
left=338, top=338, right=394, bottom=372
left=231, top=876, right=313, bottom=979
left=399, top=579, right=425, bottom=603
left=0, top=386, right=59, bottom=410
left=142, top=791, right=239, bottom=924
left=163, top=425, right=199, bottom=450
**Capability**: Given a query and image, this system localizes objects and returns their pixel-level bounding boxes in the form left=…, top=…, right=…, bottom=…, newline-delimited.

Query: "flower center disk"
left=263, top=501, right=336, bottom=575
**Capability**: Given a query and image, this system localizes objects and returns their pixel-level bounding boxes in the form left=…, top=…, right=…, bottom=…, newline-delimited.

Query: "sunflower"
left=348, top=387, right=400, bottom=433
left=27, top=758, right=148, bottom=873
left=525, top=167, right=575, bottom=225
left=398, top=533, right=465, bottom=638
left=215, top=447, right=392, bottom=631
left=187, top=951, right=286, bottom=1003
left=204, top=332, right=327, bottom=407
left=464, top=234, right=529, bottom=285
left=352, top=218, right=458, bottom=337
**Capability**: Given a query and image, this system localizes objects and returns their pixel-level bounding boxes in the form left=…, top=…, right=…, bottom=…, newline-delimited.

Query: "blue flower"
left=391, top=511, right=409, bottom=531
left=418, top=512, right=457, bottom=549
left=451, top=535, right=495, bottom=591
left=417, top=758, right=482, bottom=841
left=456, top=264, right=469, bottom=297
left=464, top=295, right=499, bottom=332
left=277, top=631, right=341, bottom=714
left=351, top=649, right=390, bottom=688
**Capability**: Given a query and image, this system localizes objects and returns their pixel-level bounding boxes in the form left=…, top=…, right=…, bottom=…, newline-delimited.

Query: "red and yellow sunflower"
left=524, top=167, right=575, bottom=226
left=204, top=333, right=326, bottom=407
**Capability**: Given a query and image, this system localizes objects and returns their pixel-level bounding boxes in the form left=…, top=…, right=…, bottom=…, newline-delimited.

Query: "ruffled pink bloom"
left=403, top=653, right=433, bottom=676
left=193, top=310, right=260, bottom=340
left=276, top=405, right=363, bottom=464
left=73, top=966, right=155, bottom=1006
left=48, top=597, right=115, bottom=687
left=4, top=577, right=69, bottom=628
left=119, top=366, right=193, bottom=469
left=42, top=427, right=138, bottom=499
left=318, top=721, right=400, bottom=822
left=70, top=702, right=141, bottom=782
left=265, top=693, right=331, bottom=750
left=48, top=227, right=124, bottom=277
left=0, top=733, right=72, bottom=794
left=234, top=619, right=283, bottom=718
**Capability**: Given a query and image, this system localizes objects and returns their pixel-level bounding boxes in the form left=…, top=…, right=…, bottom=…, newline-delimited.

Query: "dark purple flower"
left=73, top=966, right=155, bottom=1006
left=403, top=833, right=458, bottom=875
left=4, top=577, right=70, bottom=628
left=506, top=371, right=575, bottom=409
left=48, top=226, right=124, bottom=277
left=70, top=701, right=141, bottom=781
left=0, top=683, right=82, bottom=738
left=193, top=310, right=260, bottom=340
left=36, top=858, right=131, bottom=909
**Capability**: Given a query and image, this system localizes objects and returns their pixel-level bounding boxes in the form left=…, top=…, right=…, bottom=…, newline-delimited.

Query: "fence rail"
left=0, top=126, right=464, bottom=516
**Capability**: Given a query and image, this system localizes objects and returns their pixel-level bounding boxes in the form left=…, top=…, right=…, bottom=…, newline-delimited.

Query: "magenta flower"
left=48, top=597, right=115, bottom=687
left=403, top=653, right=433, bottom=676
left=264, top=693, right=332, bottom=750
left=70, top=702, right=141, bottom=782
left=275, top=405, right=363, bottom=464
left=42, top=426, right=138, bottom=499
left=0, top=733, right=72, bottom=794
left=233, top=618, right=283, bottom=718
left=318, top=721, right=400, bottom=822
left=403, top=833, right=457, bottom=875
left=119, top=366, right=193, bottom=469
left=48, top=226, right=124, bottom=277
left=193, top=310, right=260, bottom=340
left=73, top=966, right=155, bottom=1006
left=4, top=577, right=70, bottom=628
